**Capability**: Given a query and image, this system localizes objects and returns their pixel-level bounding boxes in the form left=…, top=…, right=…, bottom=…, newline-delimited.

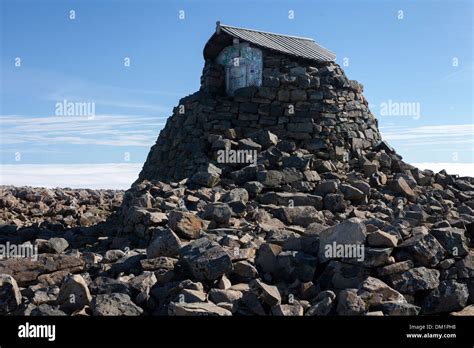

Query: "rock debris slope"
left=0, top=25, right=473, bottom=316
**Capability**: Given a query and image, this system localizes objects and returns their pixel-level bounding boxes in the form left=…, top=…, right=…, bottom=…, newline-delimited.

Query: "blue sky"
left=0, top=0, right=473, bottom=187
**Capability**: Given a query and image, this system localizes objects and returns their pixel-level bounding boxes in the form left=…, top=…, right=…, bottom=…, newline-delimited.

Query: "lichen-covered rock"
left=168, top=211, right=204, bottom=239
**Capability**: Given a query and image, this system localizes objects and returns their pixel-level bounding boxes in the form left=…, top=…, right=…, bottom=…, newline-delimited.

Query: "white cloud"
left=0, top=114, right=167, bottom=146
left=411, top=162, right=473, bottom=177
left=380, top=124, right=474, bottom=146
left=0, top=163, right=143, bottom=190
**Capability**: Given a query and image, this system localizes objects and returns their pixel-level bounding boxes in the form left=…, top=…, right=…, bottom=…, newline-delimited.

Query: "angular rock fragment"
left=203, top=203, right=232, bottom=225
left=318, top=219, right=367, bottom=262
left=168, top=211, right=203, bottom=239
left=146, top=228, right=182, bottom=258
left=250, top=279, right=281, bottom=306
left=56, top=274, right=92, bottom=313
left=367, top=230, right=398, bottom=248
left=421, top=280, right=469, bottom=314
left=179, top=238, right=233, bottom=281
left=0, top=274, right=22, bottom=314
left=91, top=293, right=143, bottom=316
left=395, top=234, right=446, bottom=267
left=45, top=237, right=69, bottom=254
left=431, top=227, right=469, bottom=257
left=274, top=206, right=323, bottom=227
left=387, top=267, right=440, bottom=294
left=336, top=288, right=367, bottom=315
left=168, top=301, right=232, bottom=316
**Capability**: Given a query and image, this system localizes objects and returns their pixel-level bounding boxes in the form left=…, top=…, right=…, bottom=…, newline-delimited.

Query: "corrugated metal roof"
left=204, top=23, right=336, bottom=62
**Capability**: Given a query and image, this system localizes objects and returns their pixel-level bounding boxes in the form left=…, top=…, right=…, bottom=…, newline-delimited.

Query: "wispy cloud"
left=2, top=67, right=179, bottom=114
left=47, top=94, right=173, bottom=113
left=0, top=114, right=167, bottom=147
left=0, top=163, right=142, bottom=189
left=380, top=123, right=474, bottom=146
left=440, top=63, right=474, bottom=82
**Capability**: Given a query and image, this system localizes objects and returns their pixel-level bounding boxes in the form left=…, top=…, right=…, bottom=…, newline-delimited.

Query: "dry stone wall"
left=136, top=49, right=381, bottom=185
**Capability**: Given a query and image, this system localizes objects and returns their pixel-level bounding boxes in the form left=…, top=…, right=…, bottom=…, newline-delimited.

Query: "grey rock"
left=204, top=203, right=232, bottom=225
left=257, top=130, right=278, bottom=149
left=221, top=188, right=249, bottom=204
left=244, top=181, right=264, bottom=196
left=250, top=279, right=281, bottom=306
left=0, top=274, right=22, bottom=314
left=380, top=302, right=420, bottom=316
left=431, top=227, right=469, bottom=257
left=367, top=231, right=398, bottom=248
left=46, top=237, right=69, bottom=254
left=357, top=277, right=407, bottom=308
left=208, top=288, right=243, bottom=304
left=387, top=267, right=440, bottom=294
left=274, top=206, right=323, bottom=227
left=305, top=290, right=335, bottom=316
left=104, top=249, right=126, bottom=263
left=276, top=251, right=318, bottom=282
left=257, top=170, right=283, bottom=188
left=421, top=280, right=469, bottom=314
left=318, top=261, right=369, bottom=289
left=146, top=228, right=182, bottom=258
left=324, top=193, right=346, bottom=213
left=175, top=288, right=207, bottom=303
left=168, top=211, right=204, bottom=239
left=168, top=301, right=232, bottom=316
left=318, top=219, right=367, bottom=262
left=336, top=288, right=367, bottom=315
left=340, top=184, right=365, bottom=201
left=375, top=260, right=414, bottom=277
left=395, top=234, right=447, bottom=267
left=256, top=243, right=282, bottom=274
left=56, top=274, right=92, bottom=312
left=455, top=251, right=474, bottom=278
left=31, top=304, right=67, bottom=316
left=314, top=181, right=338, bottom=195
left=233, top=261, right=258, bottom=279
left=390, top=177, right=416, bottom=201
left=91, top=293, right=143, bottom=316
left=272, top=303, right=304, bottom=316
left=179, top=238, right=233, bottom=281
left=190, top=171, right=220, bottom=188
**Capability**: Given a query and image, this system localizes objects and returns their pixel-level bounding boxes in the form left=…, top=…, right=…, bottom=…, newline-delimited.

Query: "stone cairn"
left=1, top=37, right=473, bottom=317
left=110, top=50, right=474, bottom=316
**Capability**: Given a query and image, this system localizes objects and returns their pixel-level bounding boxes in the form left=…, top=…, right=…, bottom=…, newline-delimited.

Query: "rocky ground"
left=0, top=136, right=473, bottom=316
left=0, top=186, right=123, bottom=230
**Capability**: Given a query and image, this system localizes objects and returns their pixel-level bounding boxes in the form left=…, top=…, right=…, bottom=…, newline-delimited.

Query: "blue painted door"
left=227, top=64, right=246, bottom=96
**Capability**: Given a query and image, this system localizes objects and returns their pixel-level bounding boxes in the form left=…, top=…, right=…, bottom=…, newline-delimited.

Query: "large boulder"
left=318, top=219, right=367, bottom=262
left=168, top=211, right=204, bottom=239
left=146, top=228, right=182, bottom=258
left=421, top=280, right=469, bottom=314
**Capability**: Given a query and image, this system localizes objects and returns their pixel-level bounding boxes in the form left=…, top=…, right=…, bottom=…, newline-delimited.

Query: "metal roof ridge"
left=219, top=23, right=316, bottom=42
